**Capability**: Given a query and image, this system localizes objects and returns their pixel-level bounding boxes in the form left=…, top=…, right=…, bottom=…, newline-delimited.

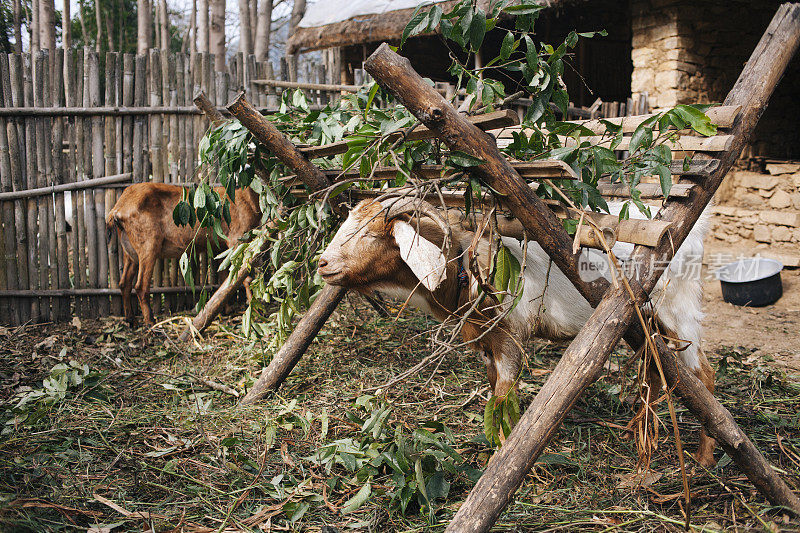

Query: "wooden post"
left=90, top=49, right=109, bottom=317
left=24, top=53, right=41, bottom=320
left=0, top=55, right=21, bottom=324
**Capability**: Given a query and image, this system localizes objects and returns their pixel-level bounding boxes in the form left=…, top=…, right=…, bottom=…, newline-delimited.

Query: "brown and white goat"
left=106, top=182, right=261, bottom=326
left=318, top=198, right=717, bottom=466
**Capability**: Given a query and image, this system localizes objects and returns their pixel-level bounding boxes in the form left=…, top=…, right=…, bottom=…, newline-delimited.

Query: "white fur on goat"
left=317, top=197, right=716, bottom=465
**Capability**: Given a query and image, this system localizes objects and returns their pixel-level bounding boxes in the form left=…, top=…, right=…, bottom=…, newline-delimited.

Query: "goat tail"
left=106, top=209, right=121, bottom=242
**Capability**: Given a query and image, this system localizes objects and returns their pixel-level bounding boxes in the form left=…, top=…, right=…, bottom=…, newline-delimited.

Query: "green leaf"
left=655, top=164, right=672, bottom=199
left=629, top=122, right=652, bottom=154
left=469, top=7, right=487, bottom=51
left=447, top=151, right=485, bottom=167
left=674, top=104, right=717, bottom=136
left=500, top=31, right=514, bottom=60
left=505, top=3, right=544, bottom=15
left=341, top=481, right=372, bottom=514
left=365, top=83, right=380, bottom=118
left=401, top=5, right=429, bottom=48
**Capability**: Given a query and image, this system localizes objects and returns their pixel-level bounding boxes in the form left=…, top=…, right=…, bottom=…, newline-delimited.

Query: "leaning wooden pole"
left=223, top=93, right=350, bottom=404
left=363, top=5, right=800, bottom=527
left=178, top=91, right=241, bottom=341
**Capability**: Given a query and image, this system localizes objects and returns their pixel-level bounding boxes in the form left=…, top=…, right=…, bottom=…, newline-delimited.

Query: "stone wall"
left=709, top=163, right=800, bottom=267
left=630, top=0, right=800, bottom=158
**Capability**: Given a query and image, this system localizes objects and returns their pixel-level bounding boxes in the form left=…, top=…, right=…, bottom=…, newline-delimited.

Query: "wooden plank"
left=559, top=133, right=735, bottom=152
left=0, top=285, right=221, bottom=297
left=568, top=105, right=741, bottom=134
left=338, top=188, right=672, bottom=248
left=298, top=109, right=520, bottom=159
left=669, top=158, right=719, bottom=176
left=283, top=160, right=578, bottom=186
left=596, top=181, right=693, bottom=198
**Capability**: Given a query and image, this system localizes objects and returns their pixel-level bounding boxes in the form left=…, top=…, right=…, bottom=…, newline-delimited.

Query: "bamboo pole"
left=4, top=54, right=30, bottom=323
left=23, top=54, right=40, bottom=320
left=0, top=57, right=17, bottom=325
left=35, top=52, right=54, bottom=322
left=176, top=53, right=188, bottom=311
left=166, top=52, right=179, bottom=312
left=65, top=49, right=78, bottom=319
left=106, top=52, right=121, bottom=315
left=149, top=49, right=163, bottom=316
left=52, top=49, right=69, bottom=320
left=82, top=48, right=98, bottom=318
left=75, top=50, right=88, bottom=317
left=90, top=50, right=109, bottom=317
left=132, top=54, right=146, bottom=183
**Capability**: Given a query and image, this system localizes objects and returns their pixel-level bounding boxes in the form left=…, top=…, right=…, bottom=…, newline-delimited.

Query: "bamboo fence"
left=0, top=48, right=291, bottom=326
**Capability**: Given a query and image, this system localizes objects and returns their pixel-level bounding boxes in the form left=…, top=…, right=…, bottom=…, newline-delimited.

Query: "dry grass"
left=1, top=297, right=799, bottom=532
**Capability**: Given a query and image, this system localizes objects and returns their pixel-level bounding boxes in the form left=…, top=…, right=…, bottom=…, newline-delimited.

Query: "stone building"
left=288, top=0, right=800, bottom=160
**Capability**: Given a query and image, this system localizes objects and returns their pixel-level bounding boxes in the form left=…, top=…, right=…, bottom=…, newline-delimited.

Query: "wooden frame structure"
left=189, top=4, right=800, bottom=528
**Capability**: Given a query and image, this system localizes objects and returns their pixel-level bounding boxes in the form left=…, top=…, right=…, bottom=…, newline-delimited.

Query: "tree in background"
left=72, top=0, right=140, bottom=53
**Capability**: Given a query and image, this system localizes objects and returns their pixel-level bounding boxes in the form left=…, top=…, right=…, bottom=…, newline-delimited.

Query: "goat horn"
left=381, top=196, right=453, bottom=251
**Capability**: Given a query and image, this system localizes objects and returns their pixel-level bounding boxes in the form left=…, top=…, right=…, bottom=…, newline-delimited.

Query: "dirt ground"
left=1, top=272, right=799, bottom=531
left=702, top=264, right=800, bottom=374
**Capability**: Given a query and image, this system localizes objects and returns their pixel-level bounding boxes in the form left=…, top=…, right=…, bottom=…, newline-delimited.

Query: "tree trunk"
left=238, top=0, right=252, bottom=54
left=94, top=0, right=103, bottom=52
left=137, top=0, right=152, bottom=54
left=249, top=0, right=258, bottom=54
left=39, top=0, right=56, bottom=52
left=289, top=0, right=305, bottom=33
left=210, top=0, right=225, bottom=71
left=78, top=0, right=89, bottom=47
left=31, top=0, right=40, bottom=54
left=160, top=0, right=169, bottom=51
left=186, top=0, right=196, bottom=61
left=197, top=0, right=209, bottom=54
left=12, top=0, right=22, bottom=53
left=254, top=0, right=272, bottom=62
left=61, top=0, right=71, bottom=50
left=285, top=0, right=305, bottom=81
left=106, top=3, right=115, bottom=51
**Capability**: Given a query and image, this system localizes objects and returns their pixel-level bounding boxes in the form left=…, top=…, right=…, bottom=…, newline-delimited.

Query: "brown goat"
left=106, top=182, right=261, bottom=326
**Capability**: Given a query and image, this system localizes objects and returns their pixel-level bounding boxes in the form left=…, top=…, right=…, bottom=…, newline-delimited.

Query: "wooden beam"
left=596, top=181, right=693, bottom=199
left=560, top=133, right=735, bottom=152
left=252, top=78, right=363, bottom=92
left=298, top=109, right=520, bottom=159
left=0, top=172, right=132, bottom=201
left=443, top=5, right=800, bottom=530
left=569, top=105, right=741, bottom=134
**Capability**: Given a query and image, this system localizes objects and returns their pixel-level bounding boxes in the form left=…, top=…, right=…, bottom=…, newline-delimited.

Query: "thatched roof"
left=287, top=0, right=560, bottom=54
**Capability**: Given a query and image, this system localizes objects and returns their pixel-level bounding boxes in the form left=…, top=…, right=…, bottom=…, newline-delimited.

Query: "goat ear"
left=392, top=220, right=447, bottom=292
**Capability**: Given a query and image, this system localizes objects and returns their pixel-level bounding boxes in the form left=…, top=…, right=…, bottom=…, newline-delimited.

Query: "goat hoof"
left=693, top=450, right=716, bottom=469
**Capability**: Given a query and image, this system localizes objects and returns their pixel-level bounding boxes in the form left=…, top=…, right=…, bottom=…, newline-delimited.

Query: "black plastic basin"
left=716, top=257, right=783, bottom=307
